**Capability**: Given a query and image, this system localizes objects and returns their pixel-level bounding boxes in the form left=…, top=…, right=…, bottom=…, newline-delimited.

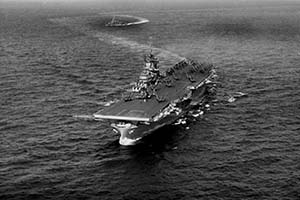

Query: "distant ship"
left=105, top=15, right=149, bottom=27
left=94, top=52, right=216, bottom=145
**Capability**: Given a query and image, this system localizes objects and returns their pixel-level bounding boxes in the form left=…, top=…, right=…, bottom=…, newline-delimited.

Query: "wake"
left=50, top=15, right=184, bottom=68
left=94, top=32, right=184, bottom=68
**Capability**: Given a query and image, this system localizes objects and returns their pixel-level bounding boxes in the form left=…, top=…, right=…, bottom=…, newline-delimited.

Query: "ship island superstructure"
left=94, top=53, right=215, bottom=145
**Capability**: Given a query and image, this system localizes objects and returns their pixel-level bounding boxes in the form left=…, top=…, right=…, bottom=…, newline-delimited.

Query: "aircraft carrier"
left=94, top=53, right=216, bottom=145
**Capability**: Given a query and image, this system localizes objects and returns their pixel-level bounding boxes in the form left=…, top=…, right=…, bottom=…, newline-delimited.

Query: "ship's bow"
left=111, top=123, right=140, bottom=145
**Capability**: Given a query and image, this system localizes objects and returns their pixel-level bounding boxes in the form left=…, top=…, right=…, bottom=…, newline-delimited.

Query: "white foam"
left=228, top=96, right=236, bottom=103
left=119, top=137, right=141, bottom=146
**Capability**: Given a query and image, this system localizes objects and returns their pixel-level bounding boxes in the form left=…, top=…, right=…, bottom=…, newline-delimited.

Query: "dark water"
left=1, top=3, right=300, bottom=200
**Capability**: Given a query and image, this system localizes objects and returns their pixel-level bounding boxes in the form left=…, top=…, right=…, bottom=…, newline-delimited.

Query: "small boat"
left=105, top=15, right=149, bottom=27
left=106, top=16, right=128, bottom=27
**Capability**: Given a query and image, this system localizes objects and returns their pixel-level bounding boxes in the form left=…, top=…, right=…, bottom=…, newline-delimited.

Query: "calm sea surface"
left=1, top=3, right=300, bottom=200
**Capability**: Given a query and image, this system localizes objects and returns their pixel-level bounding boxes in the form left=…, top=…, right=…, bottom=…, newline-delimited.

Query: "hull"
left=96, top=82, right=212, bottom=146
left=120, top=84, right=208, bottom=145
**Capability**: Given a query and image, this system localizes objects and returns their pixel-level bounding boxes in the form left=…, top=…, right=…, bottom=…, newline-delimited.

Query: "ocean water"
left=1, top=3, right=300, bottom=200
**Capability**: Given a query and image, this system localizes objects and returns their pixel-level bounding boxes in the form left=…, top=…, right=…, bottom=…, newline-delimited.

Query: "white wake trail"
left=50, top=15, right=184, bottom=68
